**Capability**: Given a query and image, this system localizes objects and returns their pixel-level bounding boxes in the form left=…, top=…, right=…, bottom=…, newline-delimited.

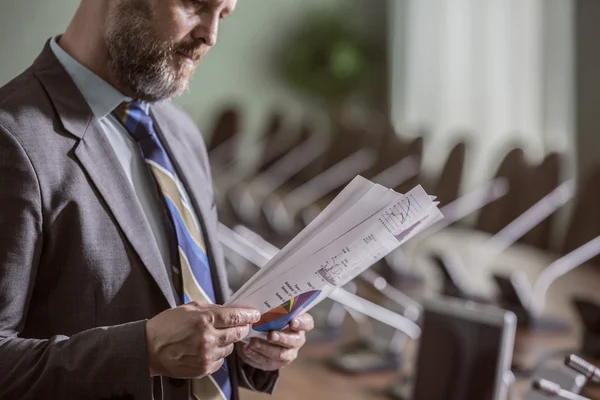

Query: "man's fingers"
left=188, top=301, right=221, bottom=311
left=288, top=313, right=314, bottom=332
left=248, top=339, right=296, bottom=363
left=217, top=325, right=251, bottom=345
left=206, top=358, right=226, bottom=376
left=211, top=343, right=235, bottom=362
left=212, top=308, right=260, bottom=328
left=268, top=330, right=305, bottom=349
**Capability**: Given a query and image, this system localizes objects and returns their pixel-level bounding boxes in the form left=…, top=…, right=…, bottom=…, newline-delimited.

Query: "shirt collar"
left=50, top=36, right=131, bottom=119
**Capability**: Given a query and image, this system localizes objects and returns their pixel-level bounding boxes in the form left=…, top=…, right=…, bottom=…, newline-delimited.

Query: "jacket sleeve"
left=0, top=125, right=153, bottom=400
left=237, top=357, right=279, bottom=394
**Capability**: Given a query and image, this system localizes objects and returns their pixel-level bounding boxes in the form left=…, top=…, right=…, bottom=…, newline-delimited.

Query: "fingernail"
left=291, top=319, right=300, bottom=328
left=271, top=333, right=280, bottom=342
left=252, top=311, right=261, bottom=322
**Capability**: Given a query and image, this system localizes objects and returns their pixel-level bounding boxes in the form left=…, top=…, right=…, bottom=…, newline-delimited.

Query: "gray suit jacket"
left=0, top=42, right=278, bottom=400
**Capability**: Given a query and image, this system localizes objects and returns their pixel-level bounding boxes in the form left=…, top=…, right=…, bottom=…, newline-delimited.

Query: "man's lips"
left=176, top=50, right=202, bottom=64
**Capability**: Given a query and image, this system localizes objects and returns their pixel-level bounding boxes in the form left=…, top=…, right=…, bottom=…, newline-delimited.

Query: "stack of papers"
left=225, top=176, right=443, bottom=337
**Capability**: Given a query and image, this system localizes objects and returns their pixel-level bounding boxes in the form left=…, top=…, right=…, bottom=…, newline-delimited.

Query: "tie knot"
left=114, top=101, right=154, bottom=142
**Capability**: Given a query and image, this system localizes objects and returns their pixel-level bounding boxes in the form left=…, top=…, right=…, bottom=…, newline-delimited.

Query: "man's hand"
left=238, top=313, right=314, bottom=371
left=145, top=302, right=260, bottom=379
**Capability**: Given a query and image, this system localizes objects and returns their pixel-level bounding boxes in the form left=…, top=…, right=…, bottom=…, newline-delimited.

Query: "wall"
left=0, top=0, right=386, bottom=155
left=0, top=0, right=80, bottom=84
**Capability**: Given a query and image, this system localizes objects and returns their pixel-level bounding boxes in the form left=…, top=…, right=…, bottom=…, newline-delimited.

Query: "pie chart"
left=252, top=290, right=321, bottom=332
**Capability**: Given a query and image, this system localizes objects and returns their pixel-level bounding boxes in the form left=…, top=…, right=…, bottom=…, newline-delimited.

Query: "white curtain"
left=389, top=0, right=574, bottom=191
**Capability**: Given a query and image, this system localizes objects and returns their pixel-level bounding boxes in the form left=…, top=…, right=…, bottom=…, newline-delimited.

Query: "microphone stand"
left=265, top=148, right=377, bottom=235
left=530, top=235, right=600, bottom=317
left=482, top=180, right=575, bottom=257
left=226, top=132, right=329, bottom=228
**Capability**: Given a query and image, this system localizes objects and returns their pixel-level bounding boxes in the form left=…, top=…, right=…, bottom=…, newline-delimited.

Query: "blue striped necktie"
left=114, top=101, right=231, bottom=400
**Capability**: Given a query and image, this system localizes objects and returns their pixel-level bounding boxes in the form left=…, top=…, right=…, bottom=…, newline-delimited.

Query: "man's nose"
left=192, top=13, right=219, bottom=47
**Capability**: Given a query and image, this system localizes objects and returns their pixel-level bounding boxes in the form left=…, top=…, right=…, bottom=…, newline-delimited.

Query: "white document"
left=225, top=176, right=443, bottom=337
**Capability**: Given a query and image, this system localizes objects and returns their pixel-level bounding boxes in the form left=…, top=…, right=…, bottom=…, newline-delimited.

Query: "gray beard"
left=103, top=1, right=189, bottom=102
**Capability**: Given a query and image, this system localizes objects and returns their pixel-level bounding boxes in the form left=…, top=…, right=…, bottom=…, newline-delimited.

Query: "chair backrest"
left=520, top=152, right=562, bottom=249
left=434, top=141, right=467, bottom=208
left=477, top=147, right=532, bottom=234
left=284, top=122, right=329, bottom=187
left=394, top=136, right=424, bottom=195
left=256, top=111, right=287, bottom=173
left=562, top=164, right=600, bottom=259
left=321, top=124, right=371, bottom=170
left=363, top=120, right=407, bottom=178
left=206, top=106, right=240, bottom=152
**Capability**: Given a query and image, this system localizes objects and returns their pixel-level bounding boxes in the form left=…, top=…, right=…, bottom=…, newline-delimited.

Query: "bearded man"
left=0, top=1, right=314, bottom=399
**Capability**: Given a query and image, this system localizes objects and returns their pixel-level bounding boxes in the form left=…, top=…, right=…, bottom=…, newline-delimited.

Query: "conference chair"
left=521, top=152, right=563, bottom=250
left=293, top=126, right=421, bottom=226
left=223, top=120, right=330, bottom=235
left=213, top=110, right=288, bottom=225
left=431, top=140, right=467, bottom=208
left=253, top=120, right=383, bottom=242
left=206, top=105, right=241, bottom=174
left=393, top=135, right=424, bottom=196
left=211, top=109, right=298, bottom=211
left=562, top=164, right=600, bottom=264
left=256, top=112, right=304, bottom=174
left=477, top=147, right=532, bottom=234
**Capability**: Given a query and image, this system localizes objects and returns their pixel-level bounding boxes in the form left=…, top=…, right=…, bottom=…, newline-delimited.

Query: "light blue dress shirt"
left=50, top=37, right=201, bottom=277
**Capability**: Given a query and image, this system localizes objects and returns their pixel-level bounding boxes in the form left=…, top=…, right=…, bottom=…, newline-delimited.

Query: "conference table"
left=241, top=226, right=600, bottom=400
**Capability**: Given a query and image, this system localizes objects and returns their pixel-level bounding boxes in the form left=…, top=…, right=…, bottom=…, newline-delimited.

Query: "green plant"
left=280, top=10, right=379, bottom=107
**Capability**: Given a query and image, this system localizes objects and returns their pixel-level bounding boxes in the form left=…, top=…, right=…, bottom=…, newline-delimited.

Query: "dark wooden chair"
left=394, top=136, right=424, bottom=195
left=361, top=119, right=407, bottom=179
left=476, top=147, right=533, bottom=234
left=255, top=111, right=288, bottom=173
left=286, top=116, right=375, bottom=188
left=562, top=165, right=600, bottom=262
left=520, top=152, right=563, bottom=249
left=206, top=106, right=240, bottom=152
left=433, top=141, right=467, bottom=208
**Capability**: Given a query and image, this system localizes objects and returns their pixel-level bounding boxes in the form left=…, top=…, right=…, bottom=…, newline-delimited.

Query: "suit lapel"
left=150, top=105, right=229, bottom=305
left=34, top=43, right=177, bottom=308
left=73, top=122, right=177, bottom=308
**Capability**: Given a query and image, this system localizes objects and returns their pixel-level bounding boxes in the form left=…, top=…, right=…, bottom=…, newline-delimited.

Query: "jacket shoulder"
left=0, top=67, right=54, bottom=142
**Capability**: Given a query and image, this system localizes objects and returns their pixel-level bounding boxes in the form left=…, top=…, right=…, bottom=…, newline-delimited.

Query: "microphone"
left=529, top=235, right=600, bottom=316
left=532, top=379, right=591, bottom=400
left=271, top=148, right=377, bottom=234
left=564, top=354, right=600, bottom=384
left=483, top=179, right=575, bottom=256
left=414, top=177, right=509, bottom=239
left=359, top=269, right=422, bottom=321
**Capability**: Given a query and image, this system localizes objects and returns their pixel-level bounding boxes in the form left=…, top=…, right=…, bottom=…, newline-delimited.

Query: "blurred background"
left=5, top=0, right=600, bottom=399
